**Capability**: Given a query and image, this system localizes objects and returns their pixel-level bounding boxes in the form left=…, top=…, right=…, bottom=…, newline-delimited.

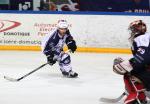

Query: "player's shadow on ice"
left=36, top=72, right=61, bottom=78
left=36, top=72, right=84, bottom=86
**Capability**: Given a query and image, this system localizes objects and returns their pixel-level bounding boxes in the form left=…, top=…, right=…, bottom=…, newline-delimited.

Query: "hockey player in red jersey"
left=113, top=20, right=150, bottom=104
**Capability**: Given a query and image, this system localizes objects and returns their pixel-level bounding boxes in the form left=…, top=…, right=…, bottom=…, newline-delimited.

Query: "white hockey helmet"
left=57, top=20, right=68, bottom=29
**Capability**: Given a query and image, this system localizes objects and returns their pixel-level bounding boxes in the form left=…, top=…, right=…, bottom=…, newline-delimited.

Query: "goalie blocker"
left=113, top=57, right=133, bottom=75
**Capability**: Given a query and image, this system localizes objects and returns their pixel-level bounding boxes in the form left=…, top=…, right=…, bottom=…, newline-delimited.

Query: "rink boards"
left=0, top=11, right=150, bottom=53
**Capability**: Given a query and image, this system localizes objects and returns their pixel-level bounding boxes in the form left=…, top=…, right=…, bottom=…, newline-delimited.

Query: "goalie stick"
left=100, top=92, right=126, bottom=103
left=4, top=50, right=71, bottom=82
left=100, top=91, right=150, bottom=103
left=146, top=91, right=150, bottom=99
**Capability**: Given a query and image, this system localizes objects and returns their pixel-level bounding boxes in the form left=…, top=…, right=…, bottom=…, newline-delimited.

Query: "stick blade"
left=100, top=92, right=126, bottom=103
left=100, top=97, right=120, bottom=103
left=4, top=76, right=19, bottom=82
left=145, top=91, right=150, bottom=99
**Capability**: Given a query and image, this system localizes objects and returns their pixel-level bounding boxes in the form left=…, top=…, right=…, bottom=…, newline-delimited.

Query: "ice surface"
left=0, top=51, right=132, bottom=104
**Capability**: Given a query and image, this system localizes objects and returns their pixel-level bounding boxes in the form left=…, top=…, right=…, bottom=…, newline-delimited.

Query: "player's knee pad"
left=60, top=53, right=71, bottom=65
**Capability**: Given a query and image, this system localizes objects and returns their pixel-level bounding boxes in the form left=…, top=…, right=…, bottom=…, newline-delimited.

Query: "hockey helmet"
left=57, top=20, right=68, bottom=29
left=128, top=20, right=147, bottom=37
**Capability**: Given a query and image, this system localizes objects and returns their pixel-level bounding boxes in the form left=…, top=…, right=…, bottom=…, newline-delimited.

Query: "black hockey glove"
left=67, top=40, right=77, bottom=53
left=47, top=55, right=56, bottom=65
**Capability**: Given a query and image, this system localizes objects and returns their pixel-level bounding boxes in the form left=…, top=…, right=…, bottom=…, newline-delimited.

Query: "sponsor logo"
left=34, top=23, right=72, bottom=36
left=0, top=20, right=21, bottom=32
left=137, top=48, right=145, bottom=54
left=4, top=32, right=30, bottom=36
left=19, top=2, right=32, bottom=10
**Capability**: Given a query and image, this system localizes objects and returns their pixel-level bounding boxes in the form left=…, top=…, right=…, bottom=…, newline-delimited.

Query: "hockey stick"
left=145, top=91, right=150, bottom=99
left=4, top=50, right=71, bottom=82
left=100, top=92, right=126, bottom=103
left=4, top=63, right=48, bottom=82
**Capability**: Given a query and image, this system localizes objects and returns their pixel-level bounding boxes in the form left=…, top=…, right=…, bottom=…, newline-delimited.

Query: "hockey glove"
left=67, top=40, right=77, bottom=53
left=47, top=55, right=56, bottom=65
left=113, top=57, right=133, bottom=75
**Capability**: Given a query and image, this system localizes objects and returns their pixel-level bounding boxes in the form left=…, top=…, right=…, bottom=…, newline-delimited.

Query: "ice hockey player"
left=41, top=20, right=78, bottom=78
left=113, top=20, right=150, bottom=104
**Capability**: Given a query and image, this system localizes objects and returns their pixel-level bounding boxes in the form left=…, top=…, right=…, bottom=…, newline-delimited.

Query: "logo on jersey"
left=137, top=48, right=145, bottom=54
left=0, top=20, right=21, bottom=32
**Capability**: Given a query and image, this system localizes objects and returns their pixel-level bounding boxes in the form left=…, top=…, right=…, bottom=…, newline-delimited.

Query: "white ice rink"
left=0, top=51, right=132, bottom=104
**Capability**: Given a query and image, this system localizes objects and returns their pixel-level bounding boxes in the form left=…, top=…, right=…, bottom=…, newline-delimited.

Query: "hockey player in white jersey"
left=42, top=20, right=78, bottom=78
left=113, top=20, right=150, bottom=104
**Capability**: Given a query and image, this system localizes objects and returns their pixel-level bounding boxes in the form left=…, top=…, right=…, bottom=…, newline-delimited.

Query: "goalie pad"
left=124, top=75, right=146, bottom=104
left=113, top=58, right=133, bottom=75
